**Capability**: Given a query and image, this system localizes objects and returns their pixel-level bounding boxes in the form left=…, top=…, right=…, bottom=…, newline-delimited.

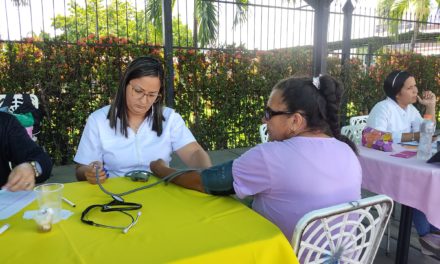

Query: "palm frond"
left=377, top=0, right=395, bottom=16
left=378, top=0, right=409, bottom=35
left=233, top=0, right=249, bottom=26
left=197, top=0, right=218, bottom=47
left=146, top=0, right=163, bottom=33
left=390, top=0, right=408, bottom=19
left=412, top=0, right=431, bottom=22
left=11, top=0, right=28, bottom=6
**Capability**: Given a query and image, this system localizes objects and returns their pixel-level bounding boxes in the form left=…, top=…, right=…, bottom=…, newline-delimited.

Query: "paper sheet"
left=0, top=190, right=36, bottom=220
left=400, top=141, right=438, bottom=148
left=23, top=209, right=73, bottom=223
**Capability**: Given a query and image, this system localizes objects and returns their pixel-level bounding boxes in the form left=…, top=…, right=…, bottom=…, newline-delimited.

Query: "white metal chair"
left=259, top=124, right=268, bottom=143
left=291, top=194, right=393, bottom=264
left=350, top=115, right=369, bottom=126
left=341, top=124, right=366, bottom=145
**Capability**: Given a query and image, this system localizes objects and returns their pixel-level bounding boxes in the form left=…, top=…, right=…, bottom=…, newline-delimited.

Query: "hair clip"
left=312, top=75, right=321, bottom=90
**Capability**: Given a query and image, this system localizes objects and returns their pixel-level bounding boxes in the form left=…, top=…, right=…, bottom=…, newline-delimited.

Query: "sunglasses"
left=264, top=107, right=294, bottom=121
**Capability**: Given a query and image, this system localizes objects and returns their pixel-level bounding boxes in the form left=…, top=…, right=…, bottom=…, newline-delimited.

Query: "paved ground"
left=49, top=148, right=439, bottom=264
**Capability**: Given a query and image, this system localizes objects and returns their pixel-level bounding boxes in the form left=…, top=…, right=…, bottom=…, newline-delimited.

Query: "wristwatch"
left=29, top=161, right=42, bottom=178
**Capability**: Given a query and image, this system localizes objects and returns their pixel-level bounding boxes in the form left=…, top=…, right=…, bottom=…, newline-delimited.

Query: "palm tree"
left=378, top=0, right=440, bottom=51
left=10, top=0, right=27, bottom=6
left=146, top=0, right=248, bottom=48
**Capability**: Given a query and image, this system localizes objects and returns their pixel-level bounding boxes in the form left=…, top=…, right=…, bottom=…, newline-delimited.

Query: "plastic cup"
left=33, top=183, right=64, bottom=224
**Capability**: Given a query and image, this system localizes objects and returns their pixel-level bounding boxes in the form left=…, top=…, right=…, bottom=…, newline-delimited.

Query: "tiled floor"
left=374, top=215, right=440, bottom=264
left=50, top=148, right=439, bottom=264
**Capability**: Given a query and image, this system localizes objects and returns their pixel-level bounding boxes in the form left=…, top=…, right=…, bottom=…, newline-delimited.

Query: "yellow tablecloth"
left=0, top=177, right=298, bottom=264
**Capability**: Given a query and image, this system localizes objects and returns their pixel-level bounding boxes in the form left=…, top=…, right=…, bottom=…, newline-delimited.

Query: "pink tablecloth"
left=359, top=144, right=440, bottom=228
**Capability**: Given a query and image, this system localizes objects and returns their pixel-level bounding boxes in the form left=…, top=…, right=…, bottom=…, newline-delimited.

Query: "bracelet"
left=29, top=161, right=40, bottom=178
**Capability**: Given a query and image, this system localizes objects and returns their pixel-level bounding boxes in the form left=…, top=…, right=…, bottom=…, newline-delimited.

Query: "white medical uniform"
left=74, top=105, right=196, bottom=176
left=366, top=97, right=423, bottom=143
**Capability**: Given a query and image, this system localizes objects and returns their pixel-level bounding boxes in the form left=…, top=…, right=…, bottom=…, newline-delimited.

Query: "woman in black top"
left=0, top=112, right=52, bottom=191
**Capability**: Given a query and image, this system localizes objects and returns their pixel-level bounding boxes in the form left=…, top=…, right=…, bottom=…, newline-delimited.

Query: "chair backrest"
left=259, top=124, right=268, bottom=143
left=0, top=94, right=40, bottom=141
left=341, top=124, right=366, bottom=145
left=291, top=194, right=393, bottom=264
left=0, top=94, right=39, bottom=111
left=350, top=115, right=369, bottom=126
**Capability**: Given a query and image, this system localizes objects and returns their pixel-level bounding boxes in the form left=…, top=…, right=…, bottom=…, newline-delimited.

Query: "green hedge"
left=1, top=38, right=439, bottom=164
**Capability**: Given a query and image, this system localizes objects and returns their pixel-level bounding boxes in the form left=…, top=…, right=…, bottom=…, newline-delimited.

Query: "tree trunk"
left=193, top=0, right=198, bottom=48
left=410, top=22, right=420, bottom=52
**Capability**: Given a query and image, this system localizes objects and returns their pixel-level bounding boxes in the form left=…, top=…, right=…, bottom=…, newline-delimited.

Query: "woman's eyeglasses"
left=264, top=107, right=294, bottom=121
left=130, top=83, right=161, bottom=103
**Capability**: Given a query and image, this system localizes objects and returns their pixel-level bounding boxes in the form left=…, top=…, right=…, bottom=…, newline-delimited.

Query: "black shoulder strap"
left=14, top=94, right=37, bottom=114
left=2, top=93, right=14, bottom=108
left=22, top=94, right=32, bottom=107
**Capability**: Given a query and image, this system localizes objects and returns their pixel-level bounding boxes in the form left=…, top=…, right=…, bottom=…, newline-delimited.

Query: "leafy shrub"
left=1, top=39, right=439, bottom=164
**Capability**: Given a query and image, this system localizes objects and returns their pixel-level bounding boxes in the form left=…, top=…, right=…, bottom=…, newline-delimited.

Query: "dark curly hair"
left=273, top=75, right=357, bottom=154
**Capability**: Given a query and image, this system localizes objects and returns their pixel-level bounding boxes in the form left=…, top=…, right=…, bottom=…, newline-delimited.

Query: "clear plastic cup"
left=33, top=183, right=64, bottom=224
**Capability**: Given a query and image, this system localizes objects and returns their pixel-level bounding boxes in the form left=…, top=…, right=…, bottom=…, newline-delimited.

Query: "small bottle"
left=417, top=114, right=435, bottom=160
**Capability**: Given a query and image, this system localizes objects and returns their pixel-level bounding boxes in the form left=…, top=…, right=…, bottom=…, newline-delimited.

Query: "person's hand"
left=417, top=91, right=436, bottom=107
left=150, top=159, right=168, bottom=177
left=84, top=161, right=107, bottom=184
left=3, top=162, right=36, bottom=191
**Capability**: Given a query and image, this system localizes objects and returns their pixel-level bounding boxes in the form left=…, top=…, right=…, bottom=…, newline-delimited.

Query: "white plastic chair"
left=350, top=115, right=369, bottom=126
left=259, top=124, right=268, bottom=143
left=291, top=194, right=393, bottom=264
left=341, top=124, right=366, bottom=145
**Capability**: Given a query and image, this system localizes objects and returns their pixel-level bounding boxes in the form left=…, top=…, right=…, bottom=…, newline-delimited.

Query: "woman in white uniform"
left=74, top=56, right=211, bottom=183
left=367, top=70, right=436, bottom=143
left=367, top=70, right=440, bottom=256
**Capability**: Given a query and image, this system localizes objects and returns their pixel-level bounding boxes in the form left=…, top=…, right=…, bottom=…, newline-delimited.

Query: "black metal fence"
left=2, top=1, right=439, bottom=51
left=327, top=1, right=440, bottom=65
left=1, top=0, right=440, bottom=163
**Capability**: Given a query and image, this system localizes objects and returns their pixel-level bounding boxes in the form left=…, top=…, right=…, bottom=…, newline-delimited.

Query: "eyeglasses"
left=81, top=199, right=142, bottom=233
left=264, top=107, right=294, bottom=121
left=129, top=83, right=161, bottom=103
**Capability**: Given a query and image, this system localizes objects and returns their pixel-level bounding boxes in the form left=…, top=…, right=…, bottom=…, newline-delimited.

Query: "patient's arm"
left=150, top=159, right=205, bottom=193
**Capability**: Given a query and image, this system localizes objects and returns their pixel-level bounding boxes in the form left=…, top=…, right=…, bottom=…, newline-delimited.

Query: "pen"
left=0, top=224, right=10, bottom=235
left=62, top=197, right=76, bottom=207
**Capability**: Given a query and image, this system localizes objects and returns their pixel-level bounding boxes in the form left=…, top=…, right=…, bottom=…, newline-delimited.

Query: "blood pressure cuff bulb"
left=200, top=160, right=235, bottom=196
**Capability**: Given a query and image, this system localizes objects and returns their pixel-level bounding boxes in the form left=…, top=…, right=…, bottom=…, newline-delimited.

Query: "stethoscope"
left=81, top=166, right=197, bottom=233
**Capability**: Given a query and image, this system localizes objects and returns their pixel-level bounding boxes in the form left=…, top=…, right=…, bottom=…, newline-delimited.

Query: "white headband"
left=392, top=71, right=403, bottom=88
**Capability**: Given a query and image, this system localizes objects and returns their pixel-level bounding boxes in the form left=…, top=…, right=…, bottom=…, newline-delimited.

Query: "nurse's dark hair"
left=107, top=56, right=165, bottom=137
left=383, top=70, right=413, bottom=101
left=273, top=75, right=358, bottom=154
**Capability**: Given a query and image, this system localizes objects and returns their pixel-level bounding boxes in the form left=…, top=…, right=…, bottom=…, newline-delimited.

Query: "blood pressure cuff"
left=200, top=160, right=235, bottom=196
